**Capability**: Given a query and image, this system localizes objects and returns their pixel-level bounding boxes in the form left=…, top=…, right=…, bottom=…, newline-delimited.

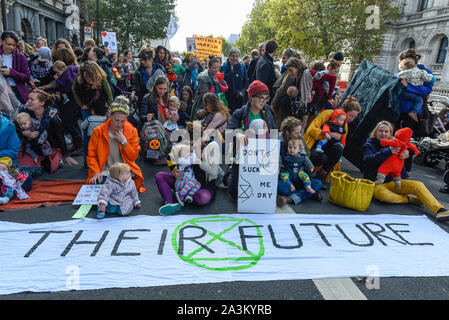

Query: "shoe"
left=0, top=196, right=9, bottom=204
left=320, top=183, right=328, bottom=190
left=276, top=195, right=287, bottom=207
left=159, top=203, right=182, bottom=216
left=175, top=192, right=184, bottom=207
left=436, top=208, right=449, bottom=222
left=315, top=169, right=329, bottom=183
left=184, top=195, right=193, bottom=204
left=439, top=185, right=449, bottom=194
left=96, top=211, right=105, bottom=219
left=311, top=191, right=323, bottom=202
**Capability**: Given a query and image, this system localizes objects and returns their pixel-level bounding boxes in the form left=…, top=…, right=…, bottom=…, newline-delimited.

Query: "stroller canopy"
left=341, top=60, right=402, bottom=170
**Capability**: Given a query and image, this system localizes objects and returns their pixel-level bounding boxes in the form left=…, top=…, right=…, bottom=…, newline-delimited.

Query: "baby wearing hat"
left=30, top=47, right=53, bottom=85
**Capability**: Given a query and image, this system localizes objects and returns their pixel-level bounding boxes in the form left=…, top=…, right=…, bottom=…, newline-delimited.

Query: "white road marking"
left=276, top=203, right=368, bottom=300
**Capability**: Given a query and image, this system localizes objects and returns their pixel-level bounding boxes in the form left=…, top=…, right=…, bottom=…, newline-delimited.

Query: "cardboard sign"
left=193, top=35, right=223, bottom=60
left=101, top=31, right=118, bottom=54
left=73, top=185, right=103, bottom=205
left=238, top=139, right=279, bottom=214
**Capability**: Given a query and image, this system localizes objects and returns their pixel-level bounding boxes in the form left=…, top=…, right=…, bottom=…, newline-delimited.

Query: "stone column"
left=40, top=16, right=45, bottom=39
left=33, top=13, right=40, bottom=42
left=13, top=6, right=21, bottom=33
left=441, top=48, right=449, bottom=82
left=49, top=20, right=56, bottom=44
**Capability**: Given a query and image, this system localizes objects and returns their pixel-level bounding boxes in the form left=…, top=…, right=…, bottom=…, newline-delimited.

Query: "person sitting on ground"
left=361, top=120, right=449, bottom=222
left=16, top=112, right=52, bottom=164
left=156, top=121, right=221, bottom=215
left=277, top=138, right=322, bottom=207
left=87, top=96, right=145, bottom=193
left=18, top=89, right=78, bottom=170
left=315, top=109, right=347, bottom=154
left=163, top=96, right=180, bottom=133
left=171, top=143, right=201, bottom=207
left=303, top=95, right=361, bottom=186
left=96, top=162, right=141, bottom=219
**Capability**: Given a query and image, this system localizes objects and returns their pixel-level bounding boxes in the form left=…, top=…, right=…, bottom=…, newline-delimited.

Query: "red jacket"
left=322, top=109, right=347, bottom=147
left=311, top=70, right=337, bottom=101
left=378, top=127, right=419, bottom=177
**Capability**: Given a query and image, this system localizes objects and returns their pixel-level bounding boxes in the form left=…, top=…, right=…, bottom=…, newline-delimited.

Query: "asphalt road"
left=1, top=153, right=449, bottom=301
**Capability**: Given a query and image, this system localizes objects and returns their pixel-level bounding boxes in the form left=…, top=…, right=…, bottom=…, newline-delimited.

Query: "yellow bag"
left=328, top=171, right=375, bottom=212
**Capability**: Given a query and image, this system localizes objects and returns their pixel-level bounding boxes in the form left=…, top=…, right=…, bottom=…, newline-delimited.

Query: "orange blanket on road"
left=0, top=180, right=85, bottom=212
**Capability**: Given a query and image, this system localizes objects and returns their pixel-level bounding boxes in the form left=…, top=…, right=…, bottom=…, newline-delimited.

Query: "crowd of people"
left=0, top=30, right=447, bottom=223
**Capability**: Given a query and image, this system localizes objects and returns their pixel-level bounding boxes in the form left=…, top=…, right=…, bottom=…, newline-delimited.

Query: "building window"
left=419, top=0, right=428, bottom=12
left=437, top=37, right=448, bottom=64
left=409, top=40, right=416, bottom=49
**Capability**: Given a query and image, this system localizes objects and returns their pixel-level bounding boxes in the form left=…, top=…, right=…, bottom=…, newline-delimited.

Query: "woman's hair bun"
left=113, top=95, right=130, bottom=107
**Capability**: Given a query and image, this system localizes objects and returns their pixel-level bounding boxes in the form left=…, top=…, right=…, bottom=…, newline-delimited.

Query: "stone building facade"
left=1, top=0, right=81, bottom=47
left=374, top=0, right=449, bottom=95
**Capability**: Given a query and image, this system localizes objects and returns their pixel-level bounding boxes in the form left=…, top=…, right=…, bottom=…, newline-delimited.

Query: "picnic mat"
left=0, top=180, right=85, bottom=211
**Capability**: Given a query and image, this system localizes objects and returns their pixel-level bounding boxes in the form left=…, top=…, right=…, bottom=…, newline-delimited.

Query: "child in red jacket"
left=316, top=109, right=347, bottom=154
left=375, top=127, right=419, bottom=190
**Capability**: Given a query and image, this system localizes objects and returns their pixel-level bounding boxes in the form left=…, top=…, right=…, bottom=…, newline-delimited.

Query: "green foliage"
left=87, top=0, right=176, bottom=51
left=237, top=0, right=401, bottom=63
left=236, top=0, right=276, bottom=56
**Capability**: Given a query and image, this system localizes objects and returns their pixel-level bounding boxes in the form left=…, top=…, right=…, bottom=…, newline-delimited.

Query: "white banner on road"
left=1, top=214, right=449, bottom=294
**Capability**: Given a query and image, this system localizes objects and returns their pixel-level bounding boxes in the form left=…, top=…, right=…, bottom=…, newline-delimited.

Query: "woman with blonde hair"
left=87, top=96, right=145, bottom=193
left=361, top=120, right=449, bottom=222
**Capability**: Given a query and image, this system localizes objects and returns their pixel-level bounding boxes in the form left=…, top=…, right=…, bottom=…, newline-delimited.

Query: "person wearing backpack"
left=221, top=48, right=247, bottom=114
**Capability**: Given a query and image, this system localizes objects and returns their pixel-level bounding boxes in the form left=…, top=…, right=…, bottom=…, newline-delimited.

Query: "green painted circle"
left=172, top=216, right=265, bottom=271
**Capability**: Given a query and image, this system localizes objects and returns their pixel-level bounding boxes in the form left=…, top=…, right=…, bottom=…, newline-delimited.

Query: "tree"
left=238, top=0, right=400, bottom=66
left=235, top=0, right=276, bottom=55
left=87, top=0, right=176, bottom=50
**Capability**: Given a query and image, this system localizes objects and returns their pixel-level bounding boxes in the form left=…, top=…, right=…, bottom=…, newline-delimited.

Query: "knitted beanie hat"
left=248, top=80, right=269, bottom=98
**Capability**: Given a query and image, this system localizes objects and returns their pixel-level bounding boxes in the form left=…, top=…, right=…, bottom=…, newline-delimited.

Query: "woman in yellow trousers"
left=361, top=121, right=449, bottom=222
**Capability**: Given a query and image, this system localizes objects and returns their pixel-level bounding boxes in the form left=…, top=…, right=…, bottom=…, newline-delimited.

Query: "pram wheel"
left=444, top=170, right=449, bottom=185
left=424, top=151, right=439, bottom=167
left=414, top=152, right=424, bottom=165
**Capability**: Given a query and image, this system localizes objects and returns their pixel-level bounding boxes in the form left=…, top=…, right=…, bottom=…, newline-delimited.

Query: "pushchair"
left=414, top=95, right=449, bottom=171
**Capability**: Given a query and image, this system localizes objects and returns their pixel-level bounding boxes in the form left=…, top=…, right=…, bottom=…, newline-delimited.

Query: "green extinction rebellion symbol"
left=172, top=216, right=265, bottom=271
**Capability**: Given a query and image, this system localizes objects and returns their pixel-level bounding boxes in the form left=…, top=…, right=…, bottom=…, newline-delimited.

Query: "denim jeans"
left=278, top=178, right=322, bottom=204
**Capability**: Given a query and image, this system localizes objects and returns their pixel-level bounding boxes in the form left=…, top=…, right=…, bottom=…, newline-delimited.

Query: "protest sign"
left=238, top=139, right=279, bottom=214
left=101, top=31, right=118, bottom=54
left=193, top=35, right=223, bottom=60
left=73, top=185, right=103, bottom=206
left=1, top=214, right=449, bottom=294
left=186, top=37, right=196, bottom=52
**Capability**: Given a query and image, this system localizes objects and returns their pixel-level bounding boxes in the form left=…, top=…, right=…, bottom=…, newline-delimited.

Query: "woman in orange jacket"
left=86, top=96, right=146, bottom=192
